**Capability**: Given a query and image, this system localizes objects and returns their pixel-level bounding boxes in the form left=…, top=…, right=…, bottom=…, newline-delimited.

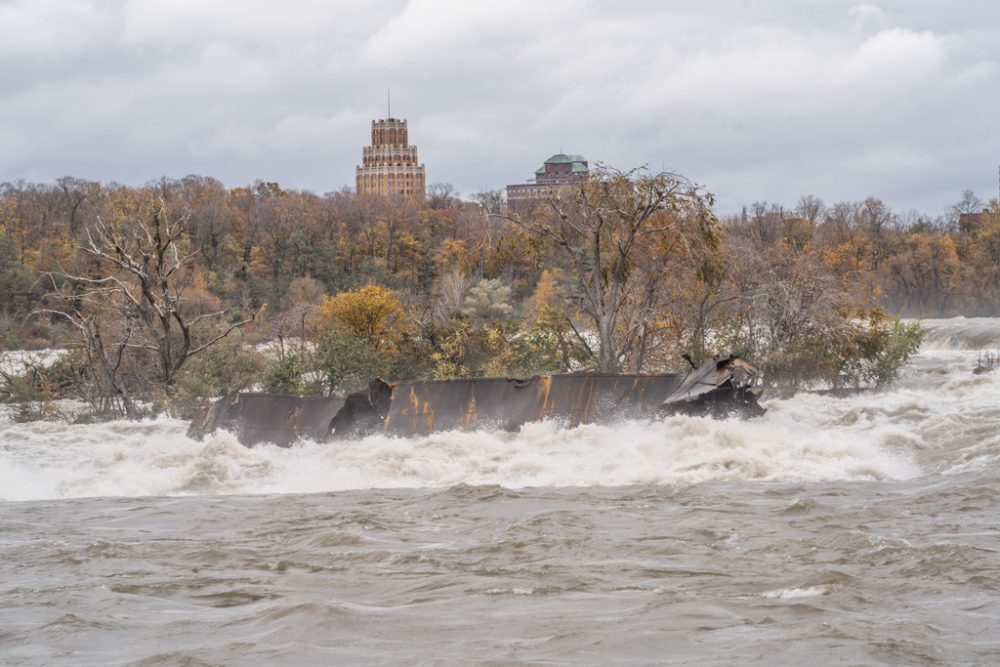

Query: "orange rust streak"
left=383, top=386, right=401, bottom=430
left=289, top=406, right=303, bottom=434
left=422, top=398, right=434, bottom=433
left=580, top=377, right=595, bottom=423
left=464, top=394, right=477, bottom=429
left=538, top=376, right=553, bottom=417
left=408, top=386, right=419, bottom=416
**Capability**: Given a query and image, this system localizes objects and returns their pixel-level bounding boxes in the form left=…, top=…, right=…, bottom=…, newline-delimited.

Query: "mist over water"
left=2, top=318, right=999, bottom=665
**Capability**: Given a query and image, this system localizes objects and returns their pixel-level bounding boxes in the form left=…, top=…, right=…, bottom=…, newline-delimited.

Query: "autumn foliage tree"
left=506, top=165, right=719, bottom=372
left=311, top=284, right=414, bottom=393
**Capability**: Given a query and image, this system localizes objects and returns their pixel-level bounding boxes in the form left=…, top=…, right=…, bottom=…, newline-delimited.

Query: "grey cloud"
left=0, top=0, right=998, bottom=214
left=0, top=0, right=119, bottom=57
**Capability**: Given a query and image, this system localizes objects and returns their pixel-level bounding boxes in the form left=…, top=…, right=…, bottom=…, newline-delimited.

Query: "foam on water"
left=4, top=320, right=1000, bottom=667
left=5, top=318, right=1000, bottom=501
left=0, top=401, right=923, bottom=501
left=760, top=586, right=829, bottom=599
left=920, top=317, right=1000, bottom=350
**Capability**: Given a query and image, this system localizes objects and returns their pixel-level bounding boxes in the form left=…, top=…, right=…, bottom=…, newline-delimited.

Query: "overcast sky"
left=1, top=0, right=998, bottom=214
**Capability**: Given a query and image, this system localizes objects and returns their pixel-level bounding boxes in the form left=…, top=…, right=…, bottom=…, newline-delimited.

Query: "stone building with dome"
left=506, top=153, right=589, bottom=207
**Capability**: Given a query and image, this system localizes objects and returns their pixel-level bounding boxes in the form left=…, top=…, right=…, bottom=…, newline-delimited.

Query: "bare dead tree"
left=427, top=182, right=461, bottom=210
left=37, top=290, right=141, bottom=417
left=859, top=196, right=896, bottom=269
left=795, top=194, right=825, bottom=224
left=472, top=188, right=506, bottom=216
left=952, top=189, right=984, bottom=218
left=39, top=196, right=258, bottom=418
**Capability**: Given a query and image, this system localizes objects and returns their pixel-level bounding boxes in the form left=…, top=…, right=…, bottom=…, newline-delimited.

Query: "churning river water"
left=2, top=318, right=999, bottom=665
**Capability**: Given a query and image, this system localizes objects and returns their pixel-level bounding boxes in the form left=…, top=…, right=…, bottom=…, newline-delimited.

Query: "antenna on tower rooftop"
left=387, top=88, right=391, bottom=119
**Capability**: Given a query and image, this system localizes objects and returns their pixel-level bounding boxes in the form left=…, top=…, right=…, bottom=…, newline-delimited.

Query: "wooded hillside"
left=4, top=171, right=979, bottom=416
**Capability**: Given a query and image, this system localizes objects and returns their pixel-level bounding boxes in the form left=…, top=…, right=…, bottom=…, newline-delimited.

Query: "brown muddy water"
left=1, top=318, right=999, bottom=665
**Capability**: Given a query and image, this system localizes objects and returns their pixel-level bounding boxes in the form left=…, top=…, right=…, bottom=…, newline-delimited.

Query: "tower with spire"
left=355, top=110, right=426, bottom=197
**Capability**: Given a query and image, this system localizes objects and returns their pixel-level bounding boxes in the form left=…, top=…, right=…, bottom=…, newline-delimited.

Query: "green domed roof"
left=535, top=153, right=588, bottom=174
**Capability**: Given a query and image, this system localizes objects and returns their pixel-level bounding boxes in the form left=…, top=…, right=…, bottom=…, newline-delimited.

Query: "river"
left=1, top=318, right=998, bottom=665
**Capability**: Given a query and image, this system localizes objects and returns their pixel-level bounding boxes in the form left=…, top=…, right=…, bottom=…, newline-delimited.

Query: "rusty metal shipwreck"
left=187, top=355, right=765, bottom=447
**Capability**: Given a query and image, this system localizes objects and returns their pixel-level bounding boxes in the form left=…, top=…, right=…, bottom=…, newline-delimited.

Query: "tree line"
left=4, top=169, right=984, bottom=418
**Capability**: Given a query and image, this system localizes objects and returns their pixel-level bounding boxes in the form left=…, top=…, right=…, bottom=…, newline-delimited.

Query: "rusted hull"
left=188, top=392, right=344, bottom=447
left=188, top=362, right=763, bottom=447
left=384, top=374, right=683, bottom=436
left=659, top=356, right=766, bottom=419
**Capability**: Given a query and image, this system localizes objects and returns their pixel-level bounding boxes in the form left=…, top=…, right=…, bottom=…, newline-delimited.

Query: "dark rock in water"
left=187, top=392, right=345, bottom=447
left=972, top=351, right=998, bottom=375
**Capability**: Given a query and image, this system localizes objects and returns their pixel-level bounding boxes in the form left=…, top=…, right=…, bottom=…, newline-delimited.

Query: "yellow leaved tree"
left=312, top=284, right=414, bottom=394
left=314, top=284, right=412, bottom=354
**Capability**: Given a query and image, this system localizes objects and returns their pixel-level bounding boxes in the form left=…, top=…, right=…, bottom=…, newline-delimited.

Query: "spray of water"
left=4, top=318, right=1000, bottom=501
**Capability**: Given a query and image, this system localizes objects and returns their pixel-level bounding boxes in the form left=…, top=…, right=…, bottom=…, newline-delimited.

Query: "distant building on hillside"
left=959, top=208, right=991, bottom=234
left=356, top=117, right=426, bottom=197
left=506, top=153, right=589, bottom=207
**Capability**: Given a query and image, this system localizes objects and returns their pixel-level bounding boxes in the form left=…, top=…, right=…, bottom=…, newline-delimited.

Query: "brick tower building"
left=355, top=118, right=426, bottom=197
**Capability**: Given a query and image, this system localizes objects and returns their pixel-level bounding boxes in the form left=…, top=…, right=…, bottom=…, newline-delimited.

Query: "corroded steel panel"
left=383, top=374, right=684, bottom=437
left=188, top=367, right=764, bottom=448
left=187, top=392, right=345, bottom=447
left=660, top=356, right=765, bottom=418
